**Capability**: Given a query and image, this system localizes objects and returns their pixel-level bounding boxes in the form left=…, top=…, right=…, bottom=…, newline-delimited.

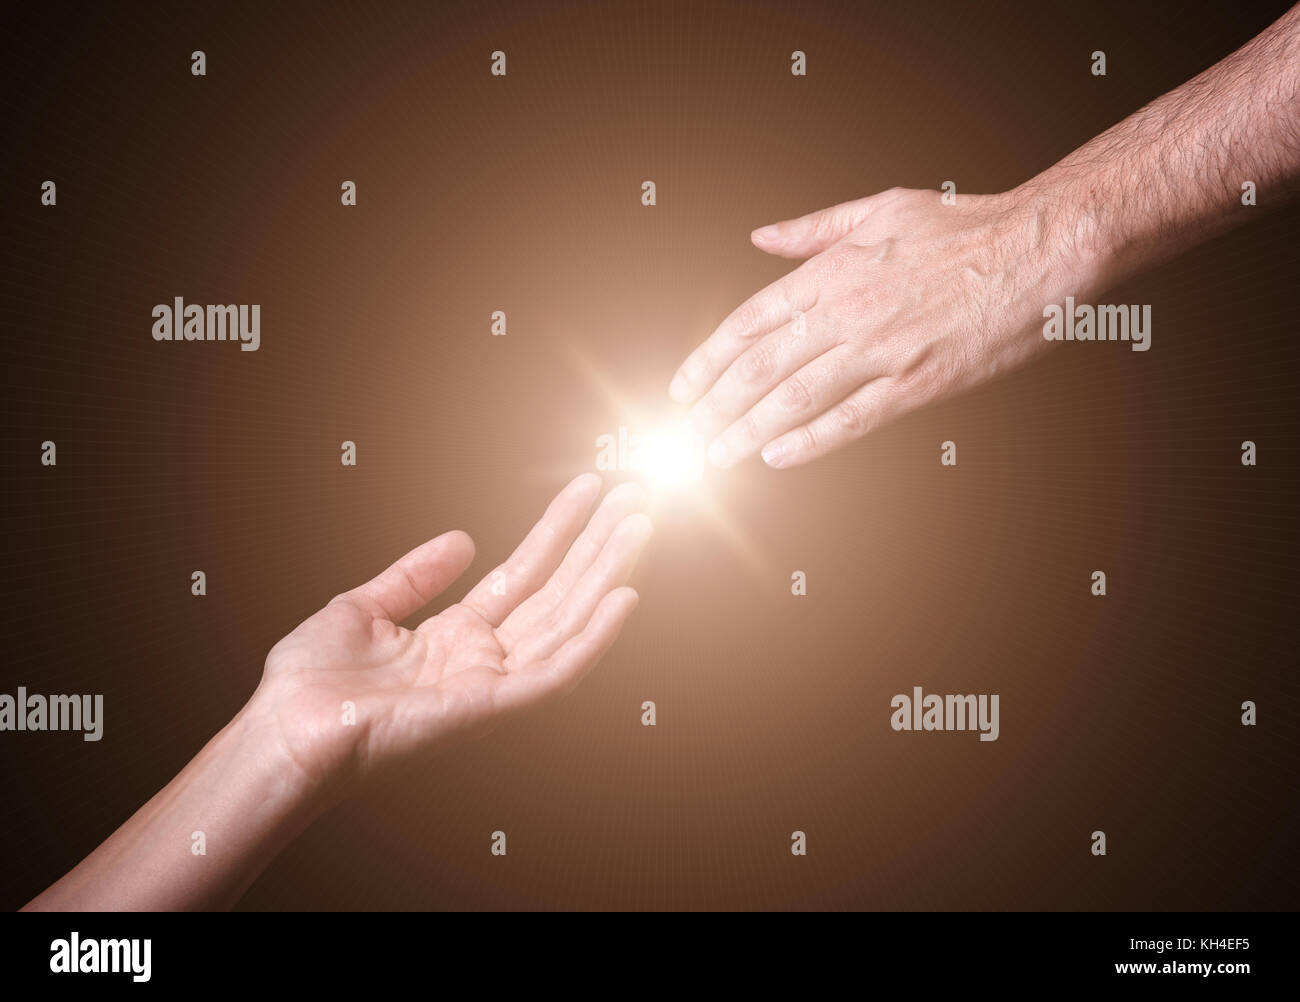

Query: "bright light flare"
left=636, top=422, right=707, bottom=491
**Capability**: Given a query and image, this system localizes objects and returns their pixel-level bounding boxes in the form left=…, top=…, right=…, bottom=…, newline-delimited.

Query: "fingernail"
left=752, top=224, right=779, bottom=242
left=707, top=438, right=730, bottom=468
left=761, top=442, right=787, bottom=468
left=669, top=372, right=691, bottom=402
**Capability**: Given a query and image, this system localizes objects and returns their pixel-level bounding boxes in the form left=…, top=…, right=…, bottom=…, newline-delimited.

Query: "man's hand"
left=251, top=474, right=651, bottom=799
left=673, top=3, right=1300, bottom=470
left=669, top=187, right=1084, bottom=469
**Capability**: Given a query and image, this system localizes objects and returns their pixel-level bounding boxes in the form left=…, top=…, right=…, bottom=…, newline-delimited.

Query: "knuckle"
left=899, top=360, right=940, bottom=404
left=822, top=350, right=851, bottom=384
left=396, top=565, right=423, bottom=600
left=779, top=374, right=812, bottom=412
left=731, top=300, right=760, bottom=336
left=836, top=396, right=870, bottom=435
left=731, top=295, right=770, bottom=340
left=771, top=279, right=800, bottom=319
left=810, top=211, right=840, bottom=243
left=796, top=422, right=820, bottom=456
left=739, top=343, right=777, bottom=384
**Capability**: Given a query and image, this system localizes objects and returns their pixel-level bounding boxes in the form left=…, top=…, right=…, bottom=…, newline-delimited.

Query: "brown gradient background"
left=2, top=0, right=1298, bottom=911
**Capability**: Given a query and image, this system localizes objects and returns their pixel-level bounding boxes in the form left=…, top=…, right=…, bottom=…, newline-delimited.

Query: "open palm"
left=252, top=474, right=651, bottom=795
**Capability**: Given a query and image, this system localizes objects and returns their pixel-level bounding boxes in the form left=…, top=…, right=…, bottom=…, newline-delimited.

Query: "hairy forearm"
left=22, top=702, right=319, bottom=911
left=1024, top=3, right=1300, bottom=284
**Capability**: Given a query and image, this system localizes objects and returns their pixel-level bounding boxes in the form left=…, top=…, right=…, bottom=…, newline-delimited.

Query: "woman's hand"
left=23, top=475, right=651, bottom=910
left=251, top=474, right=652, bottom=799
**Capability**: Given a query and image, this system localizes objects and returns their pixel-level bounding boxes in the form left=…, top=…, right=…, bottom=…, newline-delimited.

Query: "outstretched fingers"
left=669, top=266, right=819, bottom=406
left=759, top=376, right=902, bottom=469
left=542, top=480, right=647, bottom=601
left=506, top=511, right=652, bottom=666
left=461, top=473, right=603, bottom=626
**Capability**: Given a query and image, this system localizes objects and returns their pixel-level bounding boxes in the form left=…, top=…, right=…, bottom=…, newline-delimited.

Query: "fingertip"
left=436, top=528, right=477, bottom=563
left=761, top=440, right=790, bottom=469
left=668, top=371, right=692, bottom=403
left=571, top=471, right=603, bottom=492
left=751, top=223, right=780, bottom=244
left=446, top=527, right=475, bottom=549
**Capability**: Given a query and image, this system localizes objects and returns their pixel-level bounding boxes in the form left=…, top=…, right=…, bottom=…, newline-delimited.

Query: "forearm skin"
left=1023, top=3, right=1300, bottom=289
left=22, top=701, right=320, bottom=912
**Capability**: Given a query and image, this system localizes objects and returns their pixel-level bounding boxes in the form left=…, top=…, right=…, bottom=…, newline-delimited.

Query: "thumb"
left=749, top=192, right=888, bottom=258
left=331, top=530, right=476, bottom=623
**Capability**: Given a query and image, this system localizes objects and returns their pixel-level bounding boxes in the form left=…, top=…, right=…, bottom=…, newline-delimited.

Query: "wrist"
left=24, top=695, right=329, bottom=911
left=224, top=695, right=335, bottom=819
left=1010, top=167, right=1122, bottom=298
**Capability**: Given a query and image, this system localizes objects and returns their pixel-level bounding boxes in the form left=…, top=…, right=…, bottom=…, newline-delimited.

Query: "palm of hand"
left=249, top=476, right=651, bottom=796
